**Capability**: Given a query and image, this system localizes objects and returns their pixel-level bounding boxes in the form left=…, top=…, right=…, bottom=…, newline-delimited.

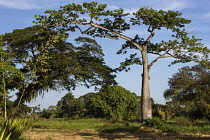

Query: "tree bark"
left=141, top=46, right=152, bottom=124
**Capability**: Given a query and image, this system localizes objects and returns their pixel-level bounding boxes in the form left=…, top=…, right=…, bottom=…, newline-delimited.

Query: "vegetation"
left=32, top=118, right=106, bottom=130
left=2, top=26, right=116, bottom=105
left=29, top=117, right=210, bottom=135
left=164, top=63, right=210, bottom=121
left=42, top=86, right=141, bottom=121
left=0, top=1, right=210, bottom=139
left=84, top=86, right=140, bottom=121
left=147, top=117, right=210, bottom=134
left=34, top=2, right=210, bottom=123
left=0, top=119, right=32, bottom=140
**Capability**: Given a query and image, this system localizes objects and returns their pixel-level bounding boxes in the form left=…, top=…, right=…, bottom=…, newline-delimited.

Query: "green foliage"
left=164, top=63, right=210, bottom=121
left=3, top=26, right=116, bottom=104
left=0, top=48, right=25, bottom=92
left=152, top=103, right=168, bottom=120
left=173, top=116, right=192, bottom=126
left=54, top=86, right=141, bottom=121
left=0, top=98, right=31, bottom=118
left=0, top=35, right=26, bottom=119
left=0, top=119, right=32, bottom=140
left=40, top=106, right=57, bottom=119
left=35, top=2, right=209, bottom=69
left=87, top=86, right=140, bottom=121
left=35, top=2, right=210, bottom=122
left=147, top=117, right=164, bottom=128
left=56, top=93, right=78, bottom=118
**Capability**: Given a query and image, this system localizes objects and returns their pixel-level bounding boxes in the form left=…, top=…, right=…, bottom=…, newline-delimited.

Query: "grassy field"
left=20, top=118, right=210, bottom=140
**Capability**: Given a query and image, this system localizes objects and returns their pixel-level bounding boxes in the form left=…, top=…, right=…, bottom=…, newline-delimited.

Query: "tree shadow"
left=77, top=126, right=210, bottom=140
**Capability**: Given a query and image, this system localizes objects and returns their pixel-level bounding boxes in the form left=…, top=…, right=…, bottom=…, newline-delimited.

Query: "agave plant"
left=0, top=128, right=11, bottom=140
left=0, top=119, right=32, bottom=140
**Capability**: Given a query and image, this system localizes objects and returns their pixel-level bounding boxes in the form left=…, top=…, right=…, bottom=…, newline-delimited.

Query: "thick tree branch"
left=71, top=21, right=143, bottom=51
left=145, top=25, right=155, bottom=44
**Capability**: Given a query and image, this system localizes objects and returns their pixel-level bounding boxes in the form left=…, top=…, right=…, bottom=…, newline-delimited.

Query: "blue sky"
left=1, top=0, right=210, bottom=109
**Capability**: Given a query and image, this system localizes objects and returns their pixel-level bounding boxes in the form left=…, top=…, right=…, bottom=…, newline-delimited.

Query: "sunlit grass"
left=32, top=118, right=106, bottom=129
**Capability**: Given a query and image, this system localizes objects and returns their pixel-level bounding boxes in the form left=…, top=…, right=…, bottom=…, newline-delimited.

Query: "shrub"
left=173, top=116, right=192, bottom=125
left=147, top=117, right=164, bottom=128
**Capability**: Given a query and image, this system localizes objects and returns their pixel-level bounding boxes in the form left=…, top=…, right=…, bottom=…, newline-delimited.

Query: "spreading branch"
left=148, top=50, right=172, bottom=70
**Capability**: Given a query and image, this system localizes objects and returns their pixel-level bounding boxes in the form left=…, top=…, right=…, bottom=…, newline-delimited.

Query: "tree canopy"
left=164, top=63, right=210, bottom=121
left=2, top=25, right=116, bottom=103
left=87, top=86, right=140, bottom=121
left=54, top=86, right=140, bottom=121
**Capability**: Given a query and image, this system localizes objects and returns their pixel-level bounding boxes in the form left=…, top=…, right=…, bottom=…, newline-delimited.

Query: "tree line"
left=41, top=63, right=210, bottom=122
left=0, top=62, right=209, bottom=123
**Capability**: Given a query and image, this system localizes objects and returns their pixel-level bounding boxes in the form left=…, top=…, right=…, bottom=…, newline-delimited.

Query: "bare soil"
left=23, top=128, right=210, bottom=140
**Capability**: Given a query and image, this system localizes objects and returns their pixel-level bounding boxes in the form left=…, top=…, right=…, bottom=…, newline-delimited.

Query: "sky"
left=0, top=0, right=210, bottom=109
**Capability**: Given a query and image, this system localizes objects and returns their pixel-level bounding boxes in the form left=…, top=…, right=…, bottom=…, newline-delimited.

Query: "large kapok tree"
left=34, top=2, right=210, bottom=123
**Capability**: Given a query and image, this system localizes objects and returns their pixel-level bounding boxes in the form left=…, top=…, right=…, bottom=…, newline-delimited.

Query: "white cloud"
left=107, top=5, right=119, bottom=10
left=204, top=12, right=210, bottom=18
left=0, top=0, right=39, bottom=9
left=151, top=0, right=192, bottom=11
left=0, top=0, right=66, bottom=10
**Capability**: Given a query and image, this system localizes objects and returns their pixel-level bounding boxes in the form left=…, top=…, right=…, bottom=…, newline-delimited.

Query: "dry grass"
left=22, top=128, right=210, bottom=140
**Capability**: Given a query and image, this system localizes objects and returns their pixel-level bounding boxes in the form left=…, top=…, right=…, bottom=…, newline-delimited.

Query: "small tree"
left=35, top=2, right=210, bottom=123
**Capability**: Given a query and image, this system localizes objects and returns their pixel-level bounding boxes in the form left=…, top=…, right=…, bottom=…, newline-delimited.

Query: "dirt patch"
left=23, top=128, right=210, bottom=140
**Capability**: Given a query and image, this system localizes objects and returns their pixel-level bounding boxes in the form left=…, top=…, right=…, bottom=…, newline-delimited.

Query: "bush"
left=173, top=116, right=192, bottom=125
left=147, top=117, right=164, bottom=128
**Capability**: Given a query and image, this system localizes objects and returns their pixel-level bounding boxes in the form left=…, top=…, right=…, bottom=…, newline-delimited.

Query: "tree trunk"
left=141, top=47, right=152, bottom=124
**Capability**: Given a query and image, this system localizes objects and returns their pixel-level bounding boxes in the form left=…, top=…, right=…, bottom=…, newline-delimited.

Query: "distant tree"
left=87, top=86, right=140, bottom=121
left=56, top=93, right=79, bottom=118
left=164, top=63, right=210, bottom=121
left=76, top=92, right=95, bottom=117
left=40, top=105, right=57, bottom=119
left=2, top=25, right=116, bottom=104
left=35, top=2, right=210, bottom=123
